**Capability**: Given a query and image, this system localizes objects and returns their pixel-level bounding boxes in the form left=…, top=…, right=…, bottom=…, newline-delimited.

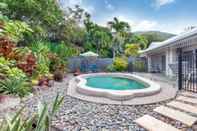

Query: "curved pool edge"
left=76, top=73, right=161, bottom=101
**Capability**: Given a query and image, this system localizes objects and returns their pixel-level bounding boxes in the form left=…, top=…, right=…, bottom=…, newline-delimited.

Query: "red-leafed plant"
left=17, top=53, right=37, bottom=76
left=0, top=37, right=15, bottom=58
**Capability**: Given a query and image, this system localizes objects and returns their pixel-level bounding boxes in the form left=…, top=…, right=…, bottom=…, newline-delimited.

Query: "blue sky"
left=59, top=0, right=197, bottom=34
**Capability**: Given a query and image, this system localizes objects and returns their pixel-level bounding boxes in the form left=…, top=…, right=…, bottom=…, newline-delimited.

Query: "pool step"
left=154, top=106, right=197, bottom=126
left=177, top=96, right=197, bottom=104
left=167, top=101, right=197, bottom=115
left=135, top=115, right=180, bottom=131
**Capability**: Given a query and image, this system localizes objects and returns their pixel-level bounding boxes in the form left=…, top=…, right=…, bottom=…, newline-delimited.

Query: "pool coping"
left=75, top=73, right=161, bottom=101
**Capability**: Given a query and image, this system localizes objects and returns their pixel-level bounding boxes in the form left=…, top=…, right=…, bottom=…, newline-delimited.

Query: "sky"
left=59, top=0, right=197, bottom=34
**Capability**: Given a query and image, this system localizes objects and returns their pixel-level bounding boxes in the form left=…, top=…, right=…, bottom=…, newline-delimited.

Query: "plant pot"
left=0, top=95, right=8, bottom=103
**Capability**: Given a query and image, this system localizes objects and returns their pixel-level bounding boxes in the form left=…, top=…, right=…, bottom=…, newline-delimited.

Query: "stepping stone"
left=154, top=106, right=197, bottom=126
left=134, top=115, right=180, bottom=131
left=181, top=92, right=197, bottom=98
left=167, top=101, right=197, bottom=114
left=177, top=96, right=197, bottom=104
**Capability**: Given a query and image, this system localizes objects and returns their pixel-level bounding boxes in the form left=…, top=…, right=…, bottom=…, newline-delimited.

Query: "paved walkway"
left=135, top=91, right=197, bottom=131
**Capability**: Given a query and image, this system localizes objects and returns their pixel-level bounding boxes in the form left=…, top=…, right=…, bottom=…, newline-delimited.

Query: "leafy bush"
left=0, top=56, right=32, bottom=97
left=0, top=76, right=32, bottom=97
left=106, top=64, right=115, bottom=72
left=17, top=53, right=37, bottom=76
left=0, top=19, right=33, bottom=43
left=30, top=42, right=51, bottom=77
left=42, top=41, right=80, bottom=59
left=112, top=57, right=128, bottom=71
left=124, top=44, right=140, bottom=57
left=0, top=38, right=15, bottom=58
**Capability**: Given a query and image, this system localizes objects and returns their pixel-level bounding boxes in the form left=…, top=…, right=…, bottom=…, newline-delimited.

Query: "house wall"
left=145, top=32, right=197, bottom=78
left=147, top=52, right=165, bottom=73
left=166, top=47, right=177, bottom=77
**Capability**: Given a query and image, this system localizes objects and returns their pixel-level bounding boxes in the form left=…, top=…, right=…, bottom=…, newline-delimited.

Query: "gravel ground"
left=1, top=75, right=196, bottom=131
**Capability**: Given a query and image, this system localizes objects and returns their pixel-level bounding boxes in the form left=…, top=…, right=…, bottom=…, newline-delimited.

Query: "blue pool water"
left=86, top=76, right=146, bottom=90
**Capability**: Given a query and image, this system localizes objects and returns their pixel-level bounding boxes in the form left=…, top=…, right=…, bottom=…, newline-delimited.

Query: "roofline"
left=141, top=29, right=197, bottom=54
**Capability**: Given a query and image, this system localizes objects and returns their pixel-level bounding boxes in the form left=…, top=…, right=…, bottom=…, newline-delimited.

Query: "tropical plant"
left=124, top=44, right=140, bottom=57
left=30, top=42, right=51, bottom=77
left=45, top=41, right=80, bottom=59
left=0, top=76, right=31, bottom=97
left=17, top=53, right=37, bottom=76
left=0, top=19, right=33, bottom=43
left=107, top=17, right=130, bottom=58
left=126, top=34, right=148, bottom=49
left=0, top=94, right=64, bottom=131
left=84, top=15, right=113, bottom=57
left=1, top=0, right=65, bottom=41
left=5, top=67, right=26, bottom=79
left=0, top=37, right=15, bottom=58
left=112, top=57, right=128, bottom=71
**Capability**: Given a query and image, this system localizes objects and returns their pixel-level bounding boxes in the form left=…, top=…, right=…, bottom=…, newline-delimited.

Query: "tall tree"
left=107, top=17, right=130, bottom=58
left=84, top=14, right=113, bottom=57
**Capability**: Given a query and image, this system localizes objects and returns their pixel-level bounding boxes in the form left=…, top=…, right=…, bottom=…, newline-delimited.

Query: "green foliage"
left=84, top=15, right=113, bottom=57
left=106, top=64, right=115, bottom=72
left=111, top=57, right=128, bottom=71
left=0, top=94, right=64, bottom=131
left=126, top=34, right=148, bottom=49
left=0, top=57, right=27, bottom=79
left=30, top=41, right=51, bottom=76
left=107, top=17, right=130, bottom=58
left=0, top=20, right=33, bottom=43
left=0, top=76, right=31, bottom=97
left=47, top=42, right=80, bottom=58
left=0, top=57, right=31, bottom=97
left=6, top=67, right=26, bottom=79
left=136, top=31, right=175, bottom=48
left=124, top=44, right=140, bottom=57
left=1, top=0, right=65, bottom=40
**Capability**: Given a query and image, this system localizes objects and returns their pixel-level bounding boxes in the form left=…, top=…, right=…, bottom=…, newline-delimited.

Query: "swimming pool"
left=76, top=73, right=161, bottom=100
left=86, top=76, right=146, bottom=90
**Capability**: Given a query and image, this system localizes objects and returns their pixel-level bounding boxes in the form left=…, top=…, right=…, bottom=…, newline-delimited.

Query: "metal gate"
left=178, top=49, right=197, bottom=92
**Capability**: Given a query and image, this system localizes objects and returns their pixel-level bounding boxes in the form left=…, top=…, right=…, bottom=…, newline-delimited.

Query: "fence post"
left=178, top=48, right=182, bottom=90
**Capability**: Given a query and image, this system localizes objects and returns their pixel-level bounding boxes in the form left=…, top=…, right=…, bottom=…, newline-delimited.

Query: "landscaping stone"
left=0, top=74, right=196, bottom=131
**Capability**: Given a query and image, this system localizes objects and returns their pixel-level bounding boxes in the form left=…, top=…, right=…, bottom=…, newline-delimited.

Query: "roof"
left=80, top=51, right=99, bottom=57
left=141, top=28, right=197, bottom=54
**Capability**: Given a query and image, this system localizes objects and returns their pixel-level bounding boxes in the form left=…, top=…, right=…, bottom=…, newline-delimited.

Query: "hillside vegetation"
left=135, top=31, right=175, bottom=47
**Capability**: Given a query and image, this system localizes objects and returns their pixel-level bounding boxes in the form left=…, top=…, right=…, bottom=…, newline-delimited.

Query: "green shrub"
left=0, top=76, right=32, bottom=97
left=112, top=57, right=128, bottom=71
left=106, top=64, right=115, bottom=72
left=0, top=57, right=27, bottom=79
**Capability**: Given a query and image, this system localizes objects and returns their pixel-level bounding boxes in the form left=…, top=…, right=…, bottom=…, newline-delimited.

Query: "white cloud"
left=133, top=20, right=158, bottom=31
left=152, top=0, right=175, bottom=8
left=104, top=0, right=115, bottom=11
left=58, top=0, right=95, bottom=14
left=97, top=14, right=158, bottom=32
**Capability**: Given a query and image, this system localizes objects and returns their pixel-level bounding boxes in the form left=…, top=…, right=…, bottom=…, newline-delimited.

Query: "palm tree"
left=107, top=17, right=130, bottom=58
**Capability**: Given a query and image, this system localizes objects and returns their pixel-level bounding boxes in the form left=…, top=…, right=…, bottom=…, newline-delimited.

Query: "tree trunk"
left=113, top=48, right=116, bottom=60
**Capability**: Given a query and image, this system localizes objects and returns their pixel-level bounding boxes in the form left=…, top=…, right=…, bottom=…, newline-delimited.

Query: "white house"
left=141, top=28, right=197, bottom=77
